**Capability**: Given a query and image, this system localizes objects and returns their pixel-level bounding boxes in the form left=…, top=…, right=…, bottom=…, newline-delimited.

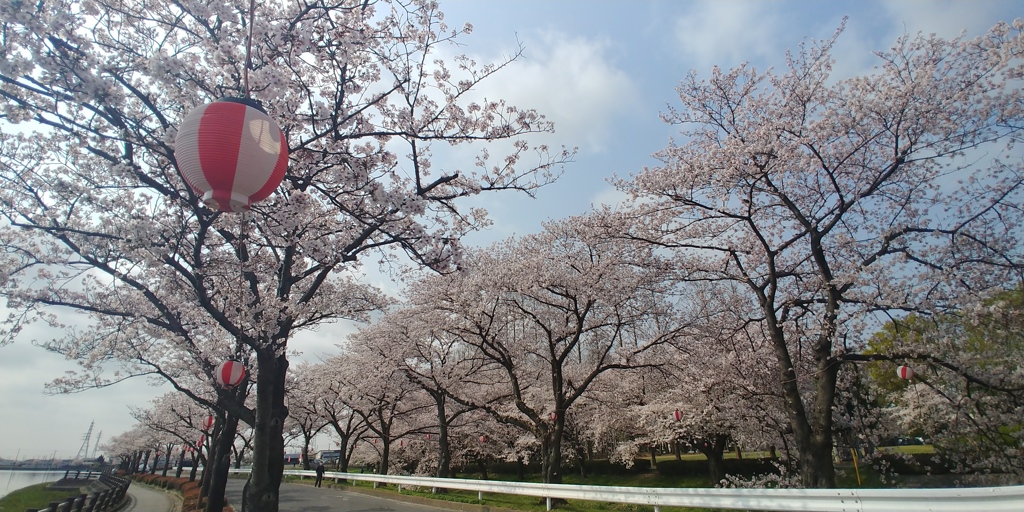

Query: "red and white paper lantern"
left=216, top=360, right=247, bottom=389
left=896, top=365, right=915, bottom=380
left=548, top=412, right=558, bottom=421
left=203, top=415, right=214, bottom=431
left=673, top=410, right=682, bottom=421
left=479, top=435, right=487, bottom=443
left=175, top=97, right=288, bottom=212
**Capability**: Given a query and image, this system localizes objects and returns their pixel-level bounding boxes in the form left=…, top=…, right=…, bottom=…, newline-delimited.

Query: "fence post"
left=95, top=489, right=110, bottom=511
left=478, top=491, right=483, bottom=501
left=545, top=497, right=552, bottom=511
left=82, top=491, right=99, bottom=512
left=72, top=493, right=88, bottom=512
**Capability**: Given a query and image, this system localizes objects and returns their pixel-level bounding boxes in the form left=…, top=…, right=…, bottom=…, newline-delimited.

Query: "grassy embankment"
left=0, top=482, right=83, bottom=512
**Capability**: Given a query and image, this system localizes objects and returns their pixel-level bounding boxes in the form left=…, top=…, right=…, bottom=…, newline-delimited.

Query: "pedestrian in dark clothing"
left=314, top=460, right=325, bottom=488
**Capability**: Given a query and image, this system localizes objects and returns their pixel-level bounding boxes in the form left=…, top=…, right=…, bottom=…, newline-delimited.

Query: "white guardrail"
left=227, top=468, right=1024, bottom=512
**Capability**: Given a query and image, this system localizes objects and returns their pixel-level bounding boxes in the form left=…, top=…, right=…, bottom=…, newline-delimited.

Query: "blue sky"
left=1, top=0, right=1020, bottom=459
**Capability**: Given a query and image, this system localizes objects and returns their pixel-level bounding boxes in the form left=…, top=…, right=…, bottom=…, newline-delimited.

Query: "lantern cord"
left=235, top=211, right=247, bottom=358
left=243, top=0, right=256, bottom=97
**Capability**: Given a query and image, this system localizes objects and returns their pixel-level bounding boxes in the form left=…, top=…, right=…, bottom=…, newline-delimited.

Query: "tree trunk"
left=648, top=444, right=657, bottom=469
left=767, top=318, right=838, bottom=488
left=696, top=434, right=729, bottom=485
left=161, top=449, right=171, bottom=477
left=378, top=441, right=390, bottom=476
left=205, top=413, right=240, bottom=512
left=301, top=441, right=311, bottom=471
left=244, top=350, right=289, bottom=512
left=544, top=422, right=564, bottom=484
left=477, top=456, right=488, bottom=480
left=434, top=394, right=452, bottom=479
left=175, top=450, right=186, bottom=478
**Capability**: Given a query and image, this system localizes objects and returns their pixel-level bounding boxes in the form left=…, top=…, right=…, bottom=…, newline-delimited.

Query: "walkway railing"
left=27, top=473, right=131, bottom=512
left=227, top=468, right=1024, bottom=511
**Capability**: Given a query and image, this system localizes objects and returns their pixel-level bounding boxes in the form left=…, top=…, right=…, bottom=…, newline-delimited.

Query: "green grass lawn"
left=0, top=482, right=84, bottom=512
left=876, top=444, right=935, bottom=455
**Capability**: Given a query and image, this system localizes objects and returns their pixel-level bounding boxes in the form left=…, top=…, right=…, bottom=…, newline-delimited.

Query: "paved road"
left=225, top=478, right=460, bottom=512
left=123, top=481, right=182, bottom=512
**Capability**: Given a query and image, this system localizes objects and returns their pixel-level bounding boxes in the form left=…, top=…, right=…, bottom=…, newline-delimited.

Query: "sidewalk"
left=121, top=481, right=182, bottom=512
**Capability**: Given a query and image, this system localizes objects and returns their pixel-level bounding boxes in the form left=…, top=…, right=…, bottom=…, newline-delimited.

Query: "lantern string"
left=236, top=211, right=247, bottom=357
left=243, top=0, right=256, bottom=97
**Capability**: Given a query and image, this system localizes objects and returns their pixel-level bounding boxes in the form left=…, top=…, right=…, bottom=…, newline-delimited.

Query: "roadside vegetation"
left=0, top=482, right=82, bottom=512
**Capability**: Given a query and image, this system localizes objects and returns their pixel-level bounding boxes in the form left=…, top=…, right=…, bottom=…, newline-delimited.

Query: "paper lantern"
left=549, top=412, right=558, bottom=421
left=479, top=435, right=487, bottom=443
left=896, top=365, right=915, bottom=380
left=216, top=360, right=247, bottom=389
left=673, top=410, right=682, bottom=421
left=203, top=415, right=214, bottom=430
left=175, top=97, right=288, bottom=212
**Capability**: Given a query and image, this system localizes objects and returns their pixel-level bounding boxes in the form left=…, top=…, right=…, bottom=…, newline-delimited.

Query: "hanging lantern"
left=549, top=412, right=558, bottom=421
left=216, top=360, right=247, bottom=389
left=175, top=97, right=288, bottom=212
left=399, top=440, right=404, bottom=447
left=673, top=410, right=682, bottom=421
left=425, top=434, right=431, bottom=440
left=896, top=365, right=915, bottom=380
left=203, top=415, right=214, bottom=431
left=479, top=435, right=487, bottom=443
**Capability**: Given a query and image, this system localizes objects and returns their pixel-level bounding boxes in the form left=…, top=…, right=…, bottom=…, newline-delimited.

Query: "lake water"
left=0, top=470, right=65, bottom=499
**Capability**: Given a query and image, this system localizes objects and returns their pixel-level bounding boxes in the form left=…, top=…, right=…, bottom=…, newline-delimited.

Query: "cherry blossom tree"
left=284, top=363, right=329, bottom=470
left=328, top=343, right=434, bottom=475
left=349, top=307, right=483, bottom=478
left=0, top=0, right=571, bottom=509
left=866, top=289, right=1024, bottom=476
left=406, top=216, right=683, bottom=483
left=309, top=366, right=370, bottom=473
left=614, top=22, right=1024, bottom=487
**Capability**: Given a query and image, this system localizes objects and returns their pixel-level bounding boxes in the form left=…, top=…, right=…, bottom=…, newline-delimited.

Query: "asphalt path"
left=224, top=478, right=461, bottom=512
left=123, top=481, right=182, bottom=512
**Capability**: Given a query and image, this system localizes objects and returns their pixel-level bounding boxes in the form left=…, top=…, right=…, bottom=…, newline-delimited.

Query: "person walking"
left=314, top=460, right=325, bottom=488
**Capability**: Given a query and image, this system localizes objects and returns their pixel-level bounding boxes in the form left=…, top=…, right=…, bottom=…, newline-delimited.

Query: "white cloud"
left=672, top=2, right=788, bottom=70
left=590, top=186, right=629, bottom=210
left=878, top=0, right=1010, bottom=40
left=464, top=31, right=640, bottom=153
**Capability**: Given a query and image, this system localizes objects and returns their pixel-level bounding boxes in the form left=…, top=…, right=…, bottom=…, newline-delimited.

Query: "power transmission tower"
left=92, top=431, right=102, bottom=459
left=75, top=421, right=94, bottom=460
